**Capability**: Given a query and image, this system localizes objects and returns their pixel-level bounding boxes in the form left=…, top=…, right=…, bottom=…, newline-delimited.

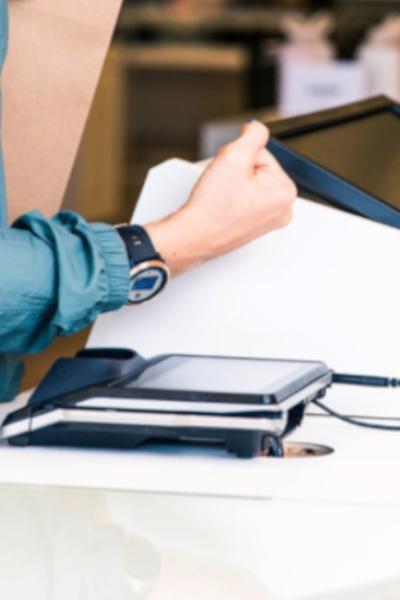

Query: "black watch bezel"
left=116, top=225, right=170, bottom=304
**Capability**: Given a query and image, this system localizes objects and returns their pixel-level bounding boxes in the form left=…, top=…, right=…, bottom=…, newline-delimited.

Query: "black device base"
left=9, top=423, right=287, bottom=459
left=3, top=349, right=332, bottom=459
left=6, top=392, right=315, bottom=458
left=9, top=426, right=283, bottom=459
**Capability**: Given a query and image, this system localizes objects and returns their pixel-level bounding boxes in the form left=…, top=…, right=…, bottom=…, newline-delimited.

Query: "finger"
left=256, top=147, right=286, bottom=171
left=216, top=121, right=270, bottom=168
left=255, top=148, right=298, bottom=197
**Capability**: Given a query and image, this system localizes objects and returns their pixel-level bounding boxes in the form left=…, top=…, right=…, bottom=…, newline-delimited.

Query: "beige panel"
left=2, top=0, right=123, bottom=223
left=65, top=45, right=127, bottom=224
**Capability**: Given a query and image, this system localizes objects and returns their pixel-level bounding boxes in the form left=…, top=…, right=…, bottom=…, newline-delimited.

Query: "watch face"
left=129, top=267, right=167, bottom=303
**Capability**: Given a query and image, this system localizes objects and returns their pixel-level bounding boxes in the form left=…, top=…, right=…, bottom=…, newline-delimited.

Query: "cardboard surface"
left=2, top=0, right=123, bottom=222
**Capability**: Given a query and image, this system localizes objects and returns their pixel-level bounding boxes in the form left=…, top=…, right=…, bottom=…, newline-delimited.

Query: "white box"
left=279, top=60, right=368, bottom=117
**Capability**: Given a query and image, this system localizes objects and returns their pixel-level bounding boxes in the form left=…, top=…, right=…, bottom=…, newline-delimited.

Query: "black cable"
left=313, top=399, right=400, bottom=432
left=333, top=373, right=400, bottom=388
left=314, top=370, right=400, bottom=431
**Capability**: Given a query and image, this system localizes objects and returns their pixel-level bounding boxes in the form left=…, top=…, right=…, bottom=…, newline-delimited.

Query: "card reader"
left=1, top=349, right=333, bottom=458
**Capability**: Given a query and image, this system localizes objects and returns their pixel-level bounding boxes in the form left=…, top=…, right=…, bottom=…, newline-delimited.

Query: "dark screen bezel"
left=111, top=353, right=331, bottom=406
left=267, top=96, right=400, bottom=215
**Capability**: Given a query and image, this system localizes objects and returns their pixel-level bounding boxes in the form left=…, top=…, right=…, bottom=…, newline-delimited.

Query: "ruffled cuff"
left=89, top=223, right=130, bottom=313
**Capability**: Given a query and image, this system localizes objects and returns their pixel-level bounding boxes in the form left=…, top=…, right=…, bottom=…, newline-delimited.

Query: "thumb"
left=236, top=121, right=270, bottom=156
left=214, top=121, right=270, bottom=171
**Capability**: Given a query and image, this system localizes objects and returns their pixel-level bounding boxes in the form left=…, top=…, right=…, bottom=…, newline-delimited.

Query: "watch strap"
left=117, top=225, right=162, bottom=268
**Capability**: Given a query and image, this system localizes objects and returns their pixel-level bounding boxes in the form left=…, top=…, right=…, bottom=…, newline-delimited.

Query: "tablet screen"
left=283, top=111, right=400, bottom=210
left=127, top=356, right=326, bottom=396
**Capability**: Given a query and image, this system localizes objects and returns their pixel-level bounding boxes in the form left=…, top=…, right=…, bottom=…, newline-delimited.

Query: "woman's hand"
left=145, top=121, right=297, bottom=276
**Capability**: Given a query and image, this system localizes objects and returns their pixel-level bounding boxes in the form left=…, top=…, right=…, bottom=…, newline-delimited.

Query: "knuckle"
left=291, top=181, right=299, bottom=204
left=288, top=180, right=298, bottom=201
left=218, top=143, right=244, bottom=165
left=216, top=145, right=228, bottom=159
left=277, top=180, right=297, bottom=208
left=277, top=208, right=294, bottom=229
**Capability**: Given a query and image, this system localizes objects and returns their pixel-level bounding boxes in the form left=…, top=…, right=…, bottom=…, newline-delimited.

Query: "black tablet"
left=118, top=353, right=330, bottom=405
left=267, top=96, right=400, bottom=229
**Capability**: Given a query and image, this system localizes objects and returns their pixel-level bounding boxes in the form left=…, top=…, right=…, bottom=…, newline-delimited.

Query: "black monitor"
left=267, top=96, right=400, bottom=229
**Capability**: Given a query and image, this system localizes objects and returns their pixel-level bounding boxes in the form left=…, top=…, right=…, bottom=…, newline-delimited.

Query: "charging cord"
left=312, top=372, right=400, bottom=432
left=332, top=373, right=400, bottom=388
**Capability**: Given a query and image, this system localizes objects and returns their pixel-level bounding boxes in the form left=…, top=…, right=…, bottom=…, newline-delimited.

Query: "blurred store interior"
left=24, top=0, right=400, bottom=387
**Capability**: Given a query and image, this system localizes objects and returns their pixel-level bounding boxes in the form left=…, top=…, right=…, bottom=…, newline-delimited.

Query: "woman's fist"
left=145, top=121, right=297, bottom=275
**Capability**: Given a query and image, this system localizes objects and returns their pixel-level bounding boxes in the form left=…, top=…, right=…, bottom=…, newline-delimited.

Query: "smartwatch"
left=116, top=224, right=170, bottom=304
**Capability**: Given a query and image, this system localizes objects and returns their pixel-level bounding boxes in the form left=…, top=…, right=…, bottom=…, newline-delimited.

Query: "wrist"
left=144, top=209, right=215, bottom=277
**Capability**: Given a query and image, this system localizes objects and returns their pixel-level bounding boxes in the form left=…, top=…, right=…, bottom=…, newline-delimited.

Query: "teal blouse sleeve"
left=0, top=211, right=130, bottom=354
left=0, top=0, right=130, bottom=401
